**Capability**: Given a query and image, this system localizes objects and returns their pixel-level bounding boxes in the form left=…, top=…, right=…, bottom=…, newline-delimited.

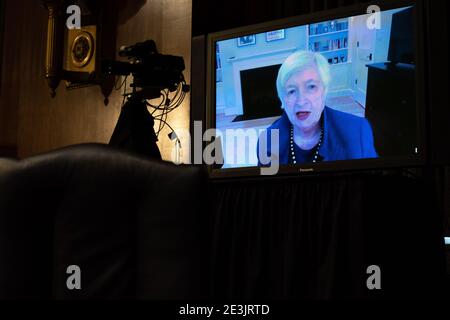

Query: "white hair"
left=276, top=50, right=331, bottom=108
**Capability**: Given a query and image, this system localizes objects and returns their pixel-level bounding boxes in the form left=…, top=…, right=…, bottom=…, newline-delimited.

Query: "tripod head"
left=103, top=40, right=189, bottom=99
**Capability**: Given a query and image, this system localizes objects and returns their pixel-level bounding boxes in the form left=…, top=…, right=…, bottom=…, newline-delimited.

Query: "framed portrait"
left=237, top=35, right=256, bottom=47
left=265, top=29, right=285, bottom=42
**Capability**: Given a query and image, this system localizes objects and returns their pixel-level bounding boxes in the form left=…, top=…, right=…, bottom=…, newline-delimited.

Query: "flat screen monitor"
left=206, top=0, right=426, bottom=178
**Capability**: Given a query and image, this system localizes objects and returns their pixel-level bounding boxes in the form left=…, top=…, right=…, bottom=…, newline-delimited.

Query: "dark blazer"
left=257, top=106, right=378, bottom=165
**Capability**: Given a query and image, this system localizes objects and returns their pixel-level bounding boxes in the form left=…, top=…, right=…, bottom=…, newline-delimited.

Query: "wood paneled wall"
left=0, top=0, right=192, bottom=161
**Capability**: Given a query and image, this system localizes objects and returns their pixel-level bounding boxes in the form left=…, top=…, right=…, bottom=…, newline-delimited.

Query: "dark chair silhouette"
left=0, top=144, right=209, bottom=299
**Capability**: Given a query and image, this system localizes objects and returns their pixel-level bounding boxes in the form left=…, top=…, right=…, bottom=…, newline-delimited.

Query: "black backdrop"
left=192, top=0, right=450, bottom=298
left=209, top=172, right=445, bottom=299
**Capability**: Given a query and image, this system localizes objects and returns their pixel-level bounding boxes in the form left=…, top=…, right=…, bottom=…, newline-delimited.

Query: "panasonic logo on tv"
left=299, top=168, right=314, bottom=173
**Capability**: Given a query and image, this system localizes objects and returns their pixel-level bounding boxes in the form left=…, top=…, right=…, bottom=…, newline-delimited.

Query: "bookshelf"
left=308, top=18, right=350, bottom=65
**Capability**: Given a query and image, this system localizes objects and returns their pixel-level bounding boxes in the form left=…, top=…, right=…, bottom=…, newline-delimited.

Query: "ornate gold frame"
left=42, top=0, right=117, bottom=104
left=70, top=31, right=94, bottom=68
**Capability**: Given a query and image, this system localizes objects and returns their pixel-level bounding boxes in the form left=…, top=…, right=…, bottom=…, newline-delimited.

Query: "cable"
left=148, top=81, right=187, bottom=138
left=118, top=78, right=187, bottom=140
left=154, top=116, right=177, bottom=138
left=114, top=75, right=127, bottom=91
left=154, top=90, right=169, bottom=137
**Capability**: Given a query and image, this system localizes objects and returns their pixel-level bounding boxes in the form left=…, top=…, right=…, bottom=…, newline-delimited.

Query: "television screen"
left=207, top=1, right=425, bottom=177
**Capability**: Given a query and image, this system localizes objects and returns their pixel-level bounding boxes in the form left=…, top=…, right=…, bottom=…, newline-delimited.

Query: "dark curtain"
left=437, top=166, right=450, bottom=236
left=210, top=172, right=446, bottom=299
left=192, top=0, right=370, bottom=36
left=446, top=167, right=450, bottom=235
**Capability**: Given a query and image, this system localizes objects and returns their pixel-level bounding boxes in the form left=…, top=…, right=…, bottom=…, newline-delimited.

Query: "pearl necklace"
left=290, top=125, right=323, bottom=164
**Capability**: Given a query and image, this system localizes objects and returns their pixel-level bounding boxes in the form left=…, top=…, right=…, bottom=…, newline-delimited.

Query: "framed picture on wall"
left=237, top=35, right=256, bottom=47
left=265, top=29, right=285, bottom=42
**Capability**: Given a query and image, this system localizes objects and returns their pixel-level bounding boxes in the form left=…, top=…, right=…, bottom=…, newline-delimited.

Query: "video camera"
left=103, top=40, right=187, bottom=99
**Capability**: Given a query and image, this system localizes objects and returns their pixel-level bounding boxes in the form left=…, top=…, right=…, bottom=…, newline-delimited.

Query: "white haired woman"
left=257, top=50, right=378, bottom=165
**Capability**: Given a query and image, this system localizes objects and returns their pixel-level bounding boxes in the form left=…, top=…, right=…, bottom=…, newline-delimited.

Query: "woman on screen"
left=257, top=50, right=378, bottom=165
